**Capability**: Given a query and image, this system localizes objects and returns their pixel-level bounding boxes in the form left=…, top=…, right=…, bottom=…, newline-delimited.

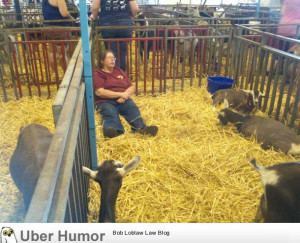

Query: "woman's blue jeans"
left=96, top=99, right=146, bottom=136
left=100, top=19, right=133, bottom=71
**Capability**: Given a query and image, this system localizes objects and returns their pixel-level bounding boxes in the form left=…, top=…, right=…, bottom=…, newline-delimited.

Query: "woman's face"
left=101, top=52, right=116, bottom=68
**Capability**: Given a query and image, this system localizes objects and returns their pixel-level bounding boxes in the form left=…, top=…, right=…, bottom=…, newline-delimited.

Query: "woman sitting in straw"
left=93, top=50, right=158, bottom=138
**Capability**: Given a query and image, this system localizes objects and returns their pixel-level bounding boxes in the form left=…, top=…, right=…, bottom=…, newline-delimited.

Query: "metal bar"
left=249, top=46, right=258, bottom=90
left=143, top=40, right=147, bottom=95
left=69, top=177, right=78, bottom=222
left=163, top=28, right=168, bottom=93
left=48, top=82, right=87, bottom=222
left=260, top=50, right=269, bottom=93
left=172, top=39, right=177, bottom=91
left=52, top=40, right=82, bottom=126
left=73, top=148, right=83, bottom=222
left=198, top=39, right=204, bottom=87
left=240, top=41, right=248, bottom=89
left=267, top=55, right=282, bottom=117
left=0, top=62, right=7, bottom=101
left=11, top=42, right=23, bottom=98
left=275, top=58, right=288, bottom=121
left=20, top=42, right=32, bottom=97
left=135, top=39, right=138, bottom=95
left=79, top=0, right=98, bottom=170
left=152, top=39, right=155, bottom=95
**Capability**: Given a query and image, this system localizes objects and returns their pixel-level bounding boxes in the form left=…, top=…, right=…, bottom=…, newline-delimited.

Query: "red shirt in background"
left=93, top=67, right=133, bottom=104
left=277, top=0, right=300, bottom=37
left=2, top=0, right=8, bottom=6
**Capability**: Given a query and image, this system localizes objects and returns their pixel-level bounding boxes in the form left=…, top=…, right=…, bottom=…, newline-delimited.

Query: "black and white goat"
left=212, top=89, right=265, bottom=114
left=82, top=155, right=140, bottom=223
left=249, top=158, right=300, bottom=222
left=218, top=108, right=300, bottom=155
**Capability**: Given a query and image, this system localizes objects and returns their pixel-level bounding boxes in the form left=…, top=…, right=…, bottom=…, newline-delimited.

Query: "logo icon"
left=1, top=227, right=18, bottom=243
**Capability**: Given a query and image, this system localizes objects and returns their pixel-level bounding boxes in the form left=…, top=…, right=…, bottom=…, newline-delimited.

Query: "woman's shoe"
left=104, top=127, right=120, bottom=138
left=136, top=125, right=158, bottom=136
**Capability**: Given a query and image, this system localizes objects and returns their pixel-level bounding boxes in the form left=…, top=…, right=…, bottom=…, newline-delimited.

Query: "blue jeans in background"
left=96, top=99, right=146, bottom=137
left=100, top=19, right=133, bottom=71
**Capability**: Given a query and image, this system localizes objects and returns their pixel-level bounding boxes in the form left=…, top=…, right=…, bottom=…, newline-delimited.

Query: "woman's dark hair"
left=99, top=50, right=115, bottom=68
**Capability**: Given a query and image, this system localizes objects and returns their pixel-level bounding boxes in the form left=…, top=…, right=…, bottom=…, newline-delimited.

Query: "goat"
left=174, top=27, right=199, bottom=64
left=134, top=12, right=173, bottom=60
left=249, top=158, right=300, bottom=222
left=218, top=108, right=300, bottom=155
left=9, top=124, right=52, bottom=211
left=212, top=89, right=265, bottom=114
left=82, top=155, right=140, bottom=223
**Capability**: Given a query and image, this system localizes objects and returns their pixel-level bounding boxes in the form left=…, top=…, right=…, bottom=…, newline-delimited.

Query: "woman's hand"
left=120, top=91, right=131, bottom=100
left=117, top=97, right=126, bottom=103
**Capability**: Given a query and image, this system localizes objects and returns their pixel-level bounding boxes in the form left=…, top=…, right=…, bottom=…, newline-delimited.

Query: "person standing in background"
left=277, top=0, right=300, bottom=38
left=42, top=0, right=74, bottom=72
left=91, top=0, right=139, bottom=71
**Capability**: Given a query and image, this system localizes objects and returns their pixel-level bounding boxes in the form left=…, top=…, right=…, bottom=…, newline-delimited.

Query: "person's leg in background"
left=100, top=19, right=133, bottom=71
left=115, top=19, right=133, bottom=71
left=46, top=32, right=69, bottom=73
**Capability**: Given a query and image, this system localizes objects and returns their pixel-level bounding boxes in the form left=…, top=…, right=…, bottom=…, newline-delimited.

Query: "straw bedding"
left=0, top=85, right=297, bottom=223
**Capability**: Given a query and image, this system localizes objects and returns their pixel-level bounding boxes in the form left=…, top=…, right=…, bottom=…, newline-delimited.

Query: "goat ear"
left=260, top=92, right=265, bottom=97
left=218, top=111, right=225, bottom=117
left=82, top=166, right=98, bottom=180
left=117, top=155, right=141, bottom=177
left=242, top=89, right=252, bottom=94
left=248, top=158, right=264, bottom=172
left=223, top=98, right=229, bottom=108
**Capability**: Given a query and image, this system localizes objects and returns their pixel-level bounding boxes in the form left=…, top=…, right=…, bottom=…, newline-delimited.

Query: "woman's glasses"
left=105, top=56, right=116, bottom=61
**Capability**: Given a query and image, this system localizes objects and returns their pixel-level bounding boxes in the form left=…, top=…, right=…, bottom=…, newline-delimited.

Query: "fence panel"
left=234, top=25, right=300, bottom=132
left=24, top=33, right=91, bottom=222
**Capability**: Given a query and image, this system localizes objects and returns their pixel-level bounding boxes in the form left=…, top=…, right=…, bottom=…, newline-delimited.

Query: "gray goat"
left=218, top=108, right=300, bottom=155
left=212, top=89, right=265, bottom=114
left=9, top=124, right=52, bottom=211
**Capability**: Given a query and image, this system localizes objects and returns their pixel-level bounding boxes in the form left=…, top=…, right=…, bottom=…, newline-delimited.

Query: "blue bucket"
left=207, top=76, right=234, bottom=94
